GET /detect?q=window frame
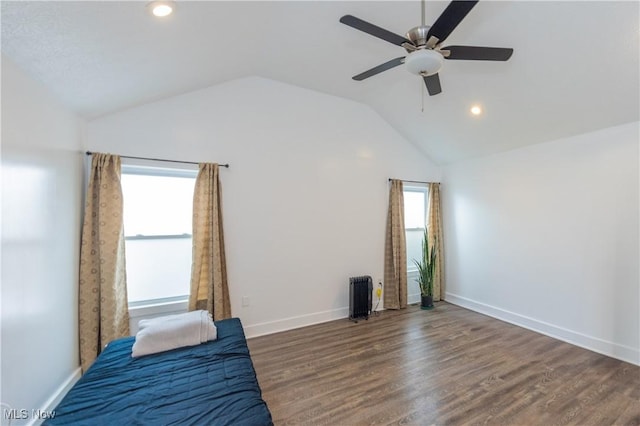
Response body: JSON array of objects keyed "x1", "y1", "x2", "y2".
[{"x1": 120, "y1": 162, "x2": 198, "y2": 309}]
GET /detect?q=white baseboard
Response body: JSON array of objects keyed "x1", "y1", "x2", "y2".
[
  {"x1": 244, "y1": 307, "x2": 350, "y2": 339},
  {"x1": 27, "y1": 368, "x2": 82, "y2": 426},
  {"x1": 445, "y1": 292, "x2": 640, "y2": 366}
]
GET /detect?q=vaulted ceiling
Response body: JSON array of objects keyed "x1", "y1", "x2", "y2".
[{"x1": 2, "y1": 1, "x2": 638, "y2": 164}]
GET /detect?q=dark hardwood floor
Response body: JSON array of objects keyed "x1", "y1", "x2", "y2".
[{"x1": 247, "y1": 302, "x2": 640, "y2": 425}]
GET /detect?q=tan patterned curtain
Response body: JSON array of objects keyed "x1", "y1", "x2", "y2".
[
  {"x1": 384, "y1": 179, "x2": 407, "y2": 309},
  {"x1": 427, "y1": 183, "x2": 444, "y2": 301},
  {"x1": 189, "y1": 163, "x2": 231, "y2": 320},
  {"x1": 78, "y1": 153, "x2": 130, "y2": 373}
]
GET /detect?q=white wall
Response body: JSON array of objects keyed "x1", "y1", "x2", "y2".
[
  {"x1": 87, "y1": 76, "x2": 441, "y2": 336},
  {"x1": 443, "y1": 121, "x2": 639, "y2": 364},
  {"x1": 1, "y1": 56, "x2": 84, "y2": 423}
]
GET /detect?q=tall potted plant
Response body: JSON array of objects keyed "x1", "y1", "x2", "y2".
[{"x1": 413, "y1": 228, "x2": 437, "y2": 310}]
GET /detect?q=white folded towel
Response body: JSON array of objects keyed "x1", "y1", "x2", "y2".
[
  {"x1": 132, "y1": 310, "x2": 217, "y2": 358},
  {"x1": 138, "y1": 310, "x2": 216, "y2": 340}
]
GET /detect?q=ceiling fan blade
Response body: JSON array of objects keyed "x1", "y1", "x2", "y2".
[
  {"x1": 340, "y1": 15, "x2": 412, "y2": 47},
  {"x1": 427, "y1": 1, "x2": 479, "y2": 45},
  {"x1": 353, "y1": 57, "x2": 405, "y2": 81},
  {"x1": 423, "y1": 74, "x2": 442, "y2": 96},
  {"x1": 444, "y1": 45, "x2": 514, "y2": 61}
]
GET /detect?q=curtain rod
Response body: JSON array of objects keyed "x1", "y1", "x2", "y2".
[
  {"x1": 388, "y1": 178, "x2": 439, "y2": 185},
  {"x1": 85, "y1": 151, "x2": 229, "y2": 168}
]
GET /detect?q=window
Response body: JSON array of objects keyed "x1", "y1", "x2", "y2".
[
  {"x1": 121, "y1": 165, "x2": 197, "y2": 305},
  {"x1": 404, "y1": 185, "x2": 429, "y2": 271},
  {"x1": 404, "y1": 185, "x2": 429, "y2": 303}
]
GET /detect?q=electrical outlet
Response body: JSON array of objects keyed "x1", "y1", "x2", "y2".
[
  {"x1": 241, "y1": 296, "x2": 250, "y2": 307},
  {"x1": 375, "y1": 279, "x2": 383, "y2": 300}
]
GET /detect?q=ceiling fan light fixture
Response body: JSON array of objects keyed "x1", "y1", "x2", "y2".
[
  {"x1": 147, "y1": 0, "x2": 175, "y2": 17},
  {"x1": 405, "y1": 49, "x2": 443, "y2": 76}
]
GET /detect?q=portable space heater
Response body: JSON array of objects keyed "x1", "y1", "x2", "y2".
[{"x1": 349, "y1": 276, "x2": 372, "y2": 322}]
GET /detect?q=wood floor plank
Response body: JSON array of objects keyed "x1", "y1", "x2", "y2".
[{"x1": 247, "y1": 303, "x2": 640, "y2": 425}]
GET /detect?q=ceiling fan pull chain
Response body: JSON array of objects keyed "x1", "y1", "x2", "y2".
[{"x1": 421, "y1": 79, "x2": 425, "y2": 112}]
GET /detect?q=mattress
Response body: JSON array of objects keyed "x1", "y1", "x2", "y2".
[{"x1": 46, "y1": 318, "x2": 272, "y2": 426}]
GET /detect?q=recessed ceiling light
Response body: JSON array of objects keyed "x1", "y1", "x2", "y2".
[
  {"x1": 470, "y1": 105, "x2": 483, "y2": 116},
  {"x1": 147, "y1": 1, "x2": 175, "y2": 18}
]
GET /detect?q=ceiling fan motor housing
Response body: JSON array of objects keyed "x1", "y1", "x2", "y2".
[{"x1": 406, "y1": 25, "x2": 431, "y2": 47}]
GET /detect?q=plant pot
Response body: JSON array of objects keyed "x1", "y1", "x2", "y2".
[{"x1": 420, "y1": 295, "x2": 434, "y2": 310}]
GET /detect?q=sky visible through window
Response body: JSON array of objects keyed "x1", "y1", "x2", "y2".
[
  {"x1": 121, "y1": 173, "x2": 195, "y2": 236},
  {"x1": 404, "y1": 190, "x2": 426, "y2": 229}
]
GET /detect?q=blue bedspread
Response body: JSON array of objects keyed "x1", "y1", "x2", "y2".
[{"x1": 46, "y1": 318, "x2": 272, "y2": 425}]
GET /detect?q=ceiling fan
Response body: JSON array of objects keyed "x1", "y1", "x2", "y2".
[{"x1": 340, "y1": 0, "x2": 513, "y2": 95}]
